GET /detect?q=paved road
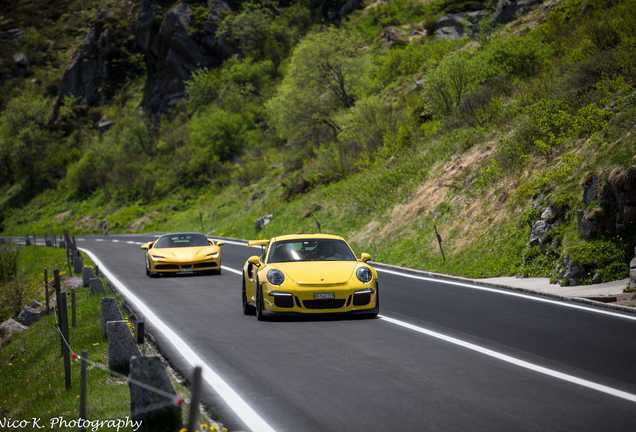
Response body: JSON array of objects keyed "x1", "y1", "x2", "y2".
[{"x1": 77, "y1": 234, "x2": 636, "y2": 432}]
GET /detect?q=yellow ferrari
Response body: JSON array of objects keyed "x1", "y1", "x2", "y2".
[
  {"x1": 242, "y1": 234, "x2": 378, "y2": 320},
  {"x1": 141, "y1": 232, "x2": 224, "y2": 277}
]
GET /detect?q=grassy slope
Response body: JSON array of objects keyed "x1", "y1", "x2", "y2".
[
  {"x1": 0, "y1": 245, "x2": 216, "y2": 429},
  {"x1": 1, "y1": 0, "x2": 635, "y2": 284}
]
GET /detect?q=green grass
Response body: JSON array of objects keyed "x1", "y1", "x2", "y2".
[{"x1": 0, "y1": 246, "x2": 215, "y2": 430}]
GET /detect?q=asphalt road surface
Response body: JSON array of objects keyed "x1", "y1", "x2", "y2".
[{"x1": 76, "y1": 233, "x2": 636, "y2": 432}]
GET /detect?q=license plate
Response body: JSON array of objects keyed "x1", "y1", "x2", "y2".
[
  {"x1": 180, "y1": 268, "x2": 193, "y2": 273},
  {"x1": 314, "y1": 292, "x2": 335, "y2": 300}
]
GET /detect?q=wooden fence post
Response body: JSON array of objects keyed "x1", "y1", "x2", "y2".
[
  {"x1": 71, "y1": 287, "x2": 77, "y2": 328},
  {"x1": 54, "y1": 269, "x2": 63, "y2": 357},
  {"x1": 59, "y1": 291, "x2": 72, "y2": 389},
  {"x1": 79, "y1": 350, "x2": 88, "y2": 432},
  {"x1": 44, "y1": 268, "x2": 49, "y2": 314},
  {"x1": 186, "y1": 366, "x2": 202, "y2": 432}
]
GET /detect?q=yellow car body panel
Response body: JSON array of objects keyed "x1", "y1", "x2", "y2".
[
  {"x1": 242, "y1": 234, "x2": 379, "y2": 317},
  {"x1": 142, "y1": 233, "x2": 223, "y2": 276}
]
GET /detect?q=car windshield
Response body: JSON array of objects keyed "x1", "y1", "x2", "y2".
[
  {"x1": 267, "y1": 239, "x2": 356, "y2": 263},
  {"x1": 155, "y1": 234, "x2": 209, "y2": 248}
]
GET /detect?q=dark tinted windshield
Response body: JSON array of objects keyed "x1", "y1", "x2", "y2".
[
  {"x1": 268, "y1": 239, "x2": 356, "y2": 263},
  {"x1": 155, "y1": 234, "x2": 209, "y2": 248}
]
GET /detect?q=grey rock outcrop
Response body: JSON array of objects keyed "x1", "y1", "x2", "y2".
[
  {"x1": 13, "y1": 53, "x2": 30, "y2": 68},
  {"x1": 583, "y1": 173, "x2": 600, "y2": 206},
  {"x1": 599, "y1": 167, "x2": 636, "y2": 233},
  {"x1": 0, "y1": 318, "x2": 28, "y2": 335},
  {"x1": 107, "y1": 320, "x2": 141, "y2": 374},
  {"x1": 435, "y1": 11, "x2": 485, "y2": 40},
  {"x1": 129, "y1": 356, "x2": 182, "y2": 432},
  {"x1": 576, "y1": 210, "x2": 597, "y2": 239},
  {"x1": 494, "y1": 0, "x2": 543, "y2": 25},
  {"x1": 529, "y1": 220, "x2": 550, "y2": 247},
  {"x1": 255, "y1": 214, "x2": 273, "y2": 234},
  {"x1": 74, "y1": 255, "x2": 84, "y2": 275},
  {"x1": 630, "y1": 257, "x2": 636, "y2": 288},
  {"x1": 592, "y1": 273, "x2": 602, "y2": 284}
]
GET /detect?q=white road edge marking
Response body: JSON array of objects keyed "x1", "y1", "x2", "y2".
[
  {"x1": 79, "y1": 248, "x2": 277, "y2": 432},
  {"x1": 375, "y1": 268, "x2": 636, "y2": 322},
  {"x1": 379, "y1": 314, "x2": 636, "y2": 404}
]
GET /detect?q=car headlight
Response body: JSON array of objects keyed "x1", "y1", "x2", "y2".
[
  {"x1": 151, "y1": 255, "x2": 164, "y2": 262},
  {"x1": 267, "y1": 269, "x2": 285, "y2": 285},
  {"x1": 356, "y1": 266, "x2": 373, "y2": 283},
  {"x1": 207, "y1": 252, "x2": 219, "y2": 259}
]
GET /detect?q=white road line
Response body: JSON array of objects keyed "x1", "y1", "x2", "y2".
[
  {"x1": 222, "y1": 266, "x2": 243, "y2": 275},
  {"x1": 375, "y1": 268, "x2": 636, "y2": 322},
  {"x1": 80, "y1": 248, "x2": 277, "y2": 432},
  {"x1": 126, "y1": 241, "x2": 136, "y2": 244},
  {"x1": 379, "y1": 315, "x2": 636, "y2": 404},
  {"x1": 112, "y1": 239, "x2": 120, "y2": 242},
  {"x1": 95, "y1": 239, "x2": 105, "y2": 242}
]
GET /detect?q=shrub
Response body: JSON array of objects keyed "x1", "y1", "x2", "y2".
[{"x1": 480, "y1": 34, "x2": 552, "y2": 79}]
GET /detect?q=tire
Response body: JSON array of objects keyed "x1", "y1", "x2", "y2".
[
  {"x1": 242, "y1": 277, "x2": 255, "y2": 315},
  {"x1": 366, "y1": 284, "x2": 379, "y2": 318},
  {"x1": 255, "y1": 284, "x2": 267, "y2": 321}
]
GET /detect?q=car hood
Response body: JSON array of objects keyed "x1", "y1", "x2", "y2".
[
  {"x1": 151, "y1": 247, "x2": 217, "y2": 261},
  {"x1": 276, "y1": 262, "x2": 358, "y2": 285}
]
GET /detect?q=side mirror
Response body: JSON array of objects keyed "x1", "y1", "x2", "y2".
[
  {"x1": 217, "y1": 241, "x2": 225, "y2": 246},
  {"x1": 141, "y1": 244, "x2": 149, "y2": 250},
  {"x1": 360, "y1": 253, "x2": 372, "y2": 262},
  {"x1": 248, "y1": 255, "x2": 261, "y2": 266}
]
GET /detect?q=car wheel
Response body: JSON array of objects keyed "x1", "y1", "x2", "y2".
[
  {"x1": 242, "y1": 277, "x2": 255, "y2": 315},
  {"x1": 255, "y1": 284, "x2": 267, "y2": 321},
  {"x1": 367, "y1": 285, "x2": 379, "y2": 318}
]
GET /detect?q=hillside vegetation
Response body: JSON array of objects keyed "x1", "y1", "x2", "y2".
[{"x1": 1, "y1": 0, "x2": 635, "y2": 285}]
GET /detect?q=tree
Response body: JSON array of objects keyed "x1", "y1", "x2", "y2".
[
  {"x1": 0, "y1": 94, "x2": 58, "y2": 185},
  {"x1": 267, "y1": 27, "x2": 371, "y2": 143}
]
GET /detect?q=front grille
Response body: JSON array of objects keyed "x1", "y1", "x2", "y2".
[
  {"x1": 194, "y1": 262, "x2": 217, "y2": 269},
  {"x1": 303, "y1": 299, "x2": 346, "y2": 310},
  {"x1": 156, "y1": 264, "x2": 179, "y2": 270},
  {"x1": 274, "y1": 295, "x2": 294, "y2": 308},
  {"x1": 353, "y1": 292, "x2": 371, "y2": 306}
]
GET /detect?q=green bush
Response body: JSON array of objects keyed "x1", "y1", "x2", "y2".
[{"x1": 480, "y1": 34, "x2": 552, "y2": 79}]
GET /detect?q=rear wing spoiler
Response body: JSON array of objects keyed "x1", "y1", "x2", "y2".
[{"x1": 248, "y1": 239, "x2": 269, "y2": 247}]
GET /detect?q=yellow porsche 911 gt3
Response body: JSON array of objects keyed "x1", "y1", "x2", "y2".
[
  {"x1": 242, "y1": 234, "x2": 378, "y2": 320},
  {"x1": 141, "y1": 233, "x2": 224, "y2": 277}
]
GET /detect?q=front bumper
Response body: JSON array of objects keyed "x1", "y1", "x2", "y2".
[
  {"x1": 151, "y1": 259, "x2": 221, "y2": 273},
  {"x1": 262, "y1": 282, "x2": 378, "y2": 315}
]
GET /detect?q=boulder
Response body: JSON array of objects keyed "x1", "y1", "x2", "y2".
[
  {"x1": 74, "y1": 255, "x2": 84, "y2": 275},
  {"x1": 630, "y1": 257, "x2": 636, "y2": 288},
  {"x1": 0, "y1": 318, "x2": 28, "y2": 335},
  {"x1": 208, "y1": 0, "x2": 232, "y2": 21},
  {"x1": 493, "y1": 0, "x2": 542, "y2": 25},
  {"x1": 13, "y1": 53, "x2": 30, "y2": 68},
  {"x1": 129, "y1": 356, "x2": 182, "y2": 432},
  {"x1": 592, "y1": 273, "x2": 602, "y2": 284},
  {"x1": 107, "y1": 320, "x2": 141, "y2": 374},
  {"x1": 541, "y1": 205, "x2": 557, "y2": 221},
  {"x1": 97, "y1": 120, "x2": 115, "y2": 135},
  {"x1": 17, "y1": 306, "x2": 42, "y2": 326},
  {"x1": 529, "y1": 220, "x2": 550, "y2": 247},
  {"x1": 255, "y1": 214, "x2": 273, "y2": 234},
  {"x1": 576, "y1": 210, "x2": 597, "y2": 239},
  {"x1": 30, "y1": 300, "x2": 43, "y2": 308}
]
